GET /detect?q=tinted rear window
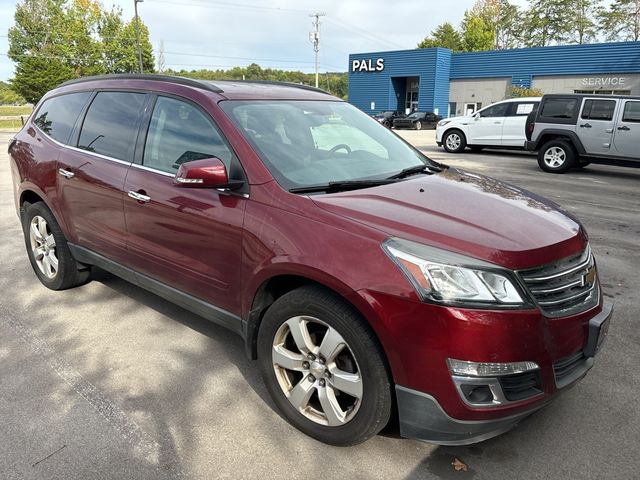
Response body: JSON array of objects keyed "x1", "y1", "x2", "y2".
[
  {"x1": 540, "y1": 98, "x2": 578, "y2": 119},
  {"x1": 622, "y1": 101, "x2": 640, "y2": 123},
  {"x1": 33, "y1": 92, "x2": 91, "y2": 144},
  {"x1": 581, "y1": 99, "x2": 616, "y2": 121},
  {"x1": 78, "y1": 91, "x2": 146, "y2": 162}
]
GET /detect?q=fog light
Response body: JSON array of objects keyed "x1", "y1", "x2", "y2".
[
  {"x1": 448, "y1": 359, "x2": 539, "y2": 377},
  {"x1": 460, "y1": 384, "x2": 493, "y2": 404}
]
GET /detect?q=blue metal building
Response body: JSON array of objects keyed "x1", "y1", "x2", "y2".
[{"x1": 348, "y1": 41, "x2": 640, "y2": 117}]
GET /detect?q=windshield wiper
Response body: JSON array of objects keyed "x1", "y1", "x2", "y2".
[
  {"x1": 289, "y1": 179, "x2": 397, "y2": 194},
  {"x1": 387, "y1": 164, "x2": 441, "y2": 179}
]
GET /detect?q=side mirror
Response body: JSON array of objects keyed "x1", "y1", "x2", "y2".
[
  {"x1": 174, "y1": 157, "x2": 242, "y2": 189},
  {"x1": 473, "y1": 112, "x2": 481, "y2": 120}
]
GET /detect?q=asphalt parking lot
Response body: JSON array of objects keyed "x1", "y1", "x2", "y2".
[{"x1": 1, "y1": 129, "x2": 638, "y2": 480}]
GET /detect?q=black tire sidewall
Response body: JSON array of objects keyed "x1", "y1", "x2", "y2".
[
  {"x1": 22, "y1": 202, "x2": 87, "y2": 290},
  {"x1": 443, "y1": 129, "x2": 466, "y2": 153},
  {"x1": 257, "y1": 286, "x2": 392, "y2": 446},
  {"x1": 537, "y1": 140, "x2": 576, "y2": 173}
]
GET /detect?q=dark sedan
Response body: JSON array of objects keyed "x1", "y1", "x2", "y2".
[
  {"x1": 393, "y1": 111, "x2": 441, "y2": 130},
  {"x1": 372, "y1": 111, "x2": 406, "y2": 128}
]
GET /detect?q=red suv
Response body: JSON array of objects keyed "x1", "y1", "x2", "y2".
[{"x1": 9, "y1": 75, "x2": 612, "y2": 446}]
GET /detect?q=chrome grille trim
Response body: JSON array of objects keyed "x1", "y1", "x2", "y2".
[{"x1": 518, "y1": 246, "x2": 599, "y2": 317}]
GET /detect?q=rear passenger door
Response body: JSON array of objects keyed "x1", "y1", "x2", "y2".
[
  {"x1": 123, "y1": 95, "x2": 247, "y2": 315},
  {"x1": 57, "y1": 90, "x2": 148, "y2": 262},
  {"x1": 576, "y1": 98, "x2": 618, "y2": 156},
  {"x1": 613, "y1": 99, "x2": 640, "y2": 160},
  {"x1": 501, "y1": 101, "x2": 538, "y2": 147}
]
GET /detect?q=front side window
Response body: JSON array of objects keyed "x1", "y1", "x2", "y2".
[
  {"x1": 33, "y1": 92, "x2": 91, "y2": 144},
  {"x1": 479, "y1": 103, "x2": 509, "y2": 118},
  {"x1": 143, "y1": 96, "x2": 235, "y2": 174},
  {"x1": 622, "y1": 101, "x2": 640, "y2": 123},
  {"x1": 220, "y1": 100, "x2": 434, "y2": 191},
  {"x1": 78, "y1": 91, "x2": 146, "y2": 162},
  {"x1": 581, "y1": 100, "x2": 616, "y2": 121}
]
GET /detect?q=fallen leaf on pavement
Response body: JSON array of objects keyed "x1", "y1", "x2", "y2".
[{"x1": 452, "y1": 457, "x2": 468, "y2": 472}]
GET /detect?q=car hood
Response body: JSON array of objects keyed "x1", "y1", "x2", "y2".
[
  {"x1": 311, "y1": 168, "x2": 586, "y2": 270},
  {"x1": 443, "y1": 115, "x2": 473, "y2": 124}
]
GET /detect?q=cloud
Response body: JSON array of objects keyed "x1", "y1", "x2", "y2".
[{"x1": 1, "y1": 0, "x2": 478, "y2": 80}]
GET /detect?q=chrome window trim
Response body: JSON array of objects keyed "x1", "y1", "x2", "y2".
[
  {"x1": 130, "y1": 163, "x2": 175, "y2": 178},
  {"x1": 34, "y1": 123, "x2": 133, "y2": 166}
]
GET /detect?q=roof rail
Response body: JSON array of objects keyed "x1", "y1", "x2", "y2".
[
  {"x1": 59, "y1": 74, "x2": 224, "y2": 93},
  {"x1": 219, "y1": 80, "x2": 329, "y2": 94}
]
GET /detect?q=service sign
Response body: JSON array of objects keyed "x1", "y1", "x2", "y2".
[{"x1": 352, "y1": 58, "x2": 385, "y2": 72}]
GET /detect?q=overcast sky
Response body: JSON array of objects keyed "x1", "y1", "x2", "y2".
[{"x1": 0, "y1": 0, "x2": 530, "y2": 82}]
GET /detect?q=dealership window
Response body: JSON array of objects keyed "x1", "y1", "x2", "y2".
[
  {"x1": 574, "y1": 89, "x2": 630, "y2": 95},
  {"x1": 581, "y1": 99, "x2": 616, "y2": 121},
  {"x1": 622, "y1": 101, "x2": 640, "y2": 123}
]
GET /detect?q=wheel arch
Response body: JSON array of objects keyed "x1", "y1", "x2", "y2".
[{"x1": 535, "y1": 130, "x2": 585, "y2": 154}]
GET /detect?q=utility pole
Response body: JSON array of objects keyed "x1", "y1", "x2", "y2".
[
  {"x1": 134, "y1": 0, "x2": 144, "y2": 73},
  {"x1": 309, "y1": 12, "x2": 325, "y2": 88}
]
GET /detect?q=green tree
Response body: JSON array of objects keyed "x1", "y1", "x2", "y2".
[
  {"x1": 568, "y1": 0, "x2": 600, "y2": 44},
  {"x1": 599, "y1": 0, "x2": 640, "y2": 41},
  {"x1": 507, "y1": 85, "x2": 544, "y2": 97},
  {"x1": 461, "y1": 11, "x2": 496, "y2": 51},
  {"x1": 417, "y1": 22, "x2": 463, "y2": 50},
  {"x1": 472, "y1": 0, "x2": 523, "y2": 49},
  {"x1": 522, "y1": 0, "x2": 574, "y2": 46},
  {"x1": 0, "y1": 81, "x2": 27, "y2": 105},
  {"x1": 8, "y1": 0, "x2": 154, "y2": 103}
]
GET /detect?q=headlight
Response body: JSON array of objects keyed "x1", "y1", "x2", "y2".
[
  {"x1": 437, "y1": 120, "x2": 451, "y2": 127},
  {"x1": 383, "y1": 238, "x2": 526, "y2": 306}
]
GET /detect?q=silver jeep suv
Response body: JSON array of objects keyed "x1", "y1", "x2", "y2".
[{"x1": 525, "y1": 94, "x2": 640, "y2": 173}]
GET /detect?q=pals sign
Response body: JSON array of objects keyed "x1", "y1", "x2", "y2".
[{"x1": 352, "y1": 58, "x2": 385, "y2": 72}]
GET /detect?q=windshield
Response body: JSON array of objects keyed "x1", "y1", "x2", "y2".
[{"x1": 220, "y1": 100, "x2": 437, "y2": 191}]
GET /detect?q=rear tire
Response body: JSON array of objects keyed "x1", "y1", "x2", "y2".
[
  {"x1": 257, "y1": 285, "x2": 392, "y2": 446},
  {"x1": 538, "y1": 139, "x2": 576, "y2": 173},
  {"x1": 443, "y1": 129, "x2": 467, "y2": 153},
  {"x1": 22, "y1": 202, "x2": 90, "y2": 290}
]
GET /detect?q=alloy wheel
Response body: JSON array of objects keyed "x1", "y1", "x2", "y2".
[
  {"x1": 272, "y1": 316, "x2": 363, "y2": 427},
  {"x1": 29, "y1": 215, "x2": 58, "y2": 278},
  {"x1": 543, "y1": 146, "x2": 567, "y2": 168},
  {"x1": 446, "y1": 133, "x2": 461, "y2": 150}
]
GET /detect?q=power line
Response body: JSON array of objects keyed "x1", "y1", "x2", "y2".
[{"x1": 324, "y1": 17, "x2": 406, "y2": 50}]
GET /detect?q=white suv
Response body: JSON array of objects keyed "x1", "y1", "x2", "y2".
[{"x1": 436, "y1": 97, "x2": 540, "y2": 153}]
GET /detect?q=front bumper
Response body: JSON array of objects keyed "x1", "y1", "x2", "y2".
[{"x1": 393, "y1": 302, "x2": 612, "y2": 444}]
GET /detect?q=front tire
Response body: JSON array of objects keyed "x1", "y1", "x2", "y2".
[
  {"x1": 22, "y1": 202, "x2": 90, "y2": 290},
  {"x1": 538, "y1": 140, "x2": 576, "y2": 173},
  {"x1": 257, "y1": 285, "x2": 392, "y2": 446},
  {"x1": 415, "y1": 121, "x2": 422, "y2": 130},
  {"x1": 443, "y1": 129, "x2": 467, "y2": 153}
]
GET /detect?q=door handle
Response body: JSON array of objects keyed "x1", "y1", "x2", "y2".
[
  {"x1": 127, "y1": 191, "x2": 151, "y2": 203},
  {"x1": 493, "y1": 121, "x2": 502, "y2": 124},
  {"x1": 617, "y1": 125, "x2": 630, "y2": 131},
  {"x1": 579, "y1": 123, "x2": 592, "y2": 128},
  {"x1": 58, "y1": 168, "x2": 75, "y2": 179}
]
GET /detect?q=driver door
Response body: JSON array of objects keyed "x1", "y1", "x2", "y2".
[{"x1": 123, "y1": 95, "x2": 247, "y2": 315}]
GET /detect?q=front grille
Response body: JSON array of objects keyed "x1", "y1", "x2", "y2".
[
  {"x1": 554, "y1": 351, "x2": 588, "y2": 388},
  {"x1": 498, "y1": 371, "x2": 543, "y2": 401},
  {"x1": 518, "y1": 247, "x2": 599, "y2": 317}
]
